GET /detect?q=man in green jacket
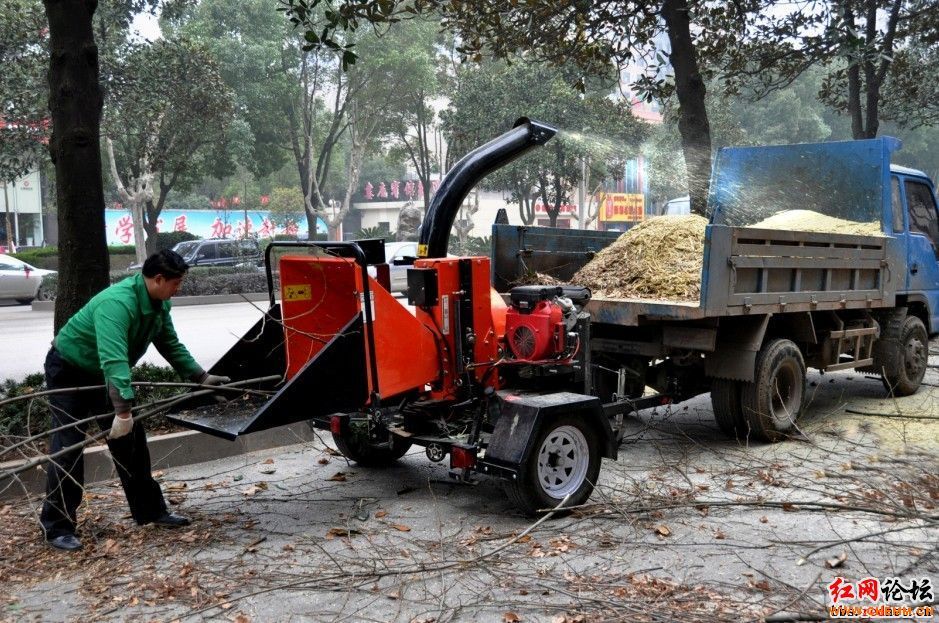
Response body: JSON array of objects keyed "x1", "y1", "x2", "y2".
[{"x1": 41, "y1": 250, "x2": 229, "y2": 551}]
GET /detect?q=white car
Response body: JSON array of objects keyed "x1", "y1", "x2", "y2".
[
  {"x1": 366, "y1": 241, "x2": 419, "y2": 295},
  {"x1": 0, "y1": 254, "x2": 56, "y2": 304}
]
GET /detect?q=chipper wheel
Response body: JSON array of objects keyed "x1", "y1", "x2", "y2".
[
  {"x1": 332, "y1": 431, "x2": 412, "y2": 467},
  {"x1": 504, "y1": 415, "x2": 601, "y2": 516},
  {"x1": 740, "y1": 339, "x2": 806, "y2": 442},
  {"x1": 879, "y1": 315, "x2": 928, "y2": 397},
  {"x1": 710, "y1": 378, "x2": 747, "y2": 439}
]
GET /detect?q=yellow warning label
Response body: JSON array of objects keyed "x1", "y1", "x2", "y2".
[
  {"x1": 284, "y1": 284, "x2": 312, "y2": 301},
  {"x1": 417, "y1": 244, "x2": 428, "y2": 257}
]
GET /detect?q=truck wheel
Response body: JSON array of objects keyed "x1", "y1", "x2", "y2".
[
  {"x1": 710, "y1": 378, "x2": 746, "y2": 438},
  {"x1": 881, "y1": 315, "x2": 928, "y2": 397},
  {"x1": 332, "y1": 432, "x2": 412, "y2": 467},
  {"x1": 504, "y1": 415, "x2": 601, "y2": 516},
  {"x1": 740, "y1": 339, "x2": 806, "y2": 442}
]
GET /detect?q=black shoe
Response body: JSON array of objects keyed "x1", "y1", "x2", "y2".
[
  {"x1": 150, "y1": 512, "x2": 191, "y2": 528},
  {"x1": 48, "y1": 534, "x2": 82, "y2": 551}
]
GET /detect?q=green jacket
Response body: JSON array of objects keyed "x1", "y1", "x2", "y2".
[{"x1": 54, "y1": 273, "x2": 203, "y2": 408}]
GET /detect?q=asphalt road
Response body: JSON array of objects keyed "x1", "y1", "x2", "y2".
[
  {"x1": 0, "y1": 300, "x2": 265, "y2": 382},
  {"x1": 3, "y1": 365, "x2": 937, "y2": 622}
]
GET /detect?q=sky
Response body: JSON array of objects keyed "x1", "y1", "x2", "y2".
[{"x1": 131, "y1": 10, "x2": 162, "y2": 41}]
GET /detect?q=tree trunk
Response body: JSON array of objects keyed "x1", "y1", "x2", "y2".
[
  {"x1": 143, "y1": 199, "x2": 159, "y2": 255},
  {"x1": 662, "y1": 0, "x2": 712, "y2": 217},
  {"x1": 517, "y1": 187, "x2": 534, "y2": 225},
  {"x1": 44, "y1": 0, "x2": 109, "y2": 333}
]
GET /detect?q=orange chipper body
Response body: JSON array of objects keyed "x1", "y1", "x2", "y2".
[{"x1": 279, "y1": 254, "x2": 506, "y2": 405}]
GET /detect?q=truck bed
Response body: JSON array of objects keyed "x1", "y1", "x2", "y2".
[{"x1": 492, "y1": 223, "x2": 902, "y2": 327}]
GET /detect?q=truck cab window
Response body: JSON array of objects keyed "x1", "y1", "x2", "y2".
[
  {"x1": 891, "y1": 177, "x2": 904, "y2": 233},
  {"x1": 905, "y1": 180, "x2": 939, "y2": 252}
]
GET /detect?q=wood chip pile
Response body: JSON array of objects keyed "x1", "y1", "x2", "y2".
[
  {"x1": 751, "y1": 210, "x2": 883, "y2": 236},
  {"x1": 572, "y1": 215, "x2": 708, "y2": 302}
]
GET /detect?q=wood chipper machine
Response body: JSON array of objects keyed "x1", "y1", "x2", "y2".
[{"x1": 168, "y1": 118, "x2": 628, "y2": 514}]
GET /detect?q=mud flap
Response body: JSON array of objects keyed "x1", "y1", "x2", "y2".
[{"x1": 480, "y1": 391, "x2": 615, "y2": 476}]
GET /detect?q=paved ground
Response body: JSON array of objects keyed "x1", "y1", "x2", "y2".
[
  {"x1": 0, "y1": 301, "x2": 265, "y2": 382},
  {"x1": 2, "y1": 362, "x2": 937, "y2": 622}
]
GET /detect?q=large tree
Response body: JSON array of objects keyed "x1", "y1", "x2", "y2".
[
  {"x1": 42, "y1": 0, "x2": 110, "y2": 331},
  {"x1": 173, "y1": 0, "x2": 295, "y2": 181},
  {"x1": 442, "y1": 60, "x2": 647, "y2": 227},
  {"x1": 281, "y1": 0, "x2": 716, "y2": 215},
  {"x1": 706, "y1": 0, "x2": 939, "y2": 139},
  {"x1": 0, "y1": 0, "x2": 48, "y2": 251},
  {"x1": 103, "y1": 38, "x2": 235, "y2": 259}
]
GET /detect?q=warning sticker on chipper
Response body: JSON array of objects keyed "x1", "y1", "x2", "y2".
[{"x1": 284, "y1": 284, "x2": 312, "y2": 301}]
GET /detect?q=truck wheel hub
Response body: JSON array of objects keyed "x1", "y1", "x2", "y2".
[{"x1": 537, "y1": 425, "x2": 589, "y2": 498}]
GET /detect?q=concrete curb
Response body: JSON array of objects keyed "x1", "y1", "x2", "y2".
[
  {"x1": 31, "y1": 292, "x2": 271, "y2": 312},
  {"x1": 0, "y1": 422, "x2": 318, "y2": 501}
]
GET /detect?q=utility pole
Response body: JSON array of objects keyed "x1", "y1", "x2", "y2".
[
  {"x1": 577, "y1": 156, "x2": 586, "y2": 230},
  {"x1": 243, "y1": 178, "x2": 249, "y2": 237},
  {"x1": 3, "y1": 181, "x2": 13, "y2": 252}
]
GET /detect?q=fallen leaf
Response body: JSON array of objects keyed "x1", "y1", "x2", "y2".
[
  {"x1": 713, "y1": 529, "x2": 726, "y2": 540},
  {"x1": 825, "y1": 552, "x2": 848, "y2": 569},
  {"x1": 233, "y1": 615, "x2": 250, "y2": 623},
  {"x1": 262, "y1": 458, "x2": 274, "y2": 464},
  {"x1": 282, "y1": 544, "x2": 295, "y2": 552},
  {"x1": 782, "y1": 503, "x2": 796, "y2": 512},
  {"x1": 326, "y1": 472, "x2": 348, "y2": 482},
  {"x1": 375, "y1": 510, "x2": 387, "y2": 519},
  {"x1": 317, "y1": 458, "x2": 330, "y2": 465},
  {"x1": 387, "y1": 591, "x2": 400, "y2": 600},
  {"x1": 759, "y1": 516, "x2": 768, "y2": 523},
  {"x1": 654, "y1": 525, "x2": 671, "y2": 537},
  {"x1": 326, "y1": 527, "x2": 360, "y2": 539},
  {"x1": 503, "y1": 613, "x2": 521, "y2": 623},
  {"x1": 165, "y1": 482, "x2": 188, "y2": 491},
  {"x1": 748, "y1": 579, "x2": 771, "y2": 592},
  {"x1": 391, "y1": 524, "x2": 411, "y2": 532}
]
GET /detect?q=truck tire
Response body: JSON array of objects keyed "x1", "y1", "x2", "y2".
[
  {"x1": 332, "y1": 432, "x2": 412, "y2": 467},
  {"x1": 740, "y1": 339, "x2": 806, "y2": 442},
  {"x1": 504, "y1": 415, "x2": 601, "y2": 516},
  {"x1": 880, "y1": 315, "x2": 928, "y2": 397},
  {"x1": 710, "y1": 378, "x2": 746, "y2": 438}
]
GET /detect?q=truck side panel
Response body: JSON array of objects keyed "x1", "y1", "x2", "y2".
[{"x1": 702, "y1": 225, "x2": 900, "y2": 318}]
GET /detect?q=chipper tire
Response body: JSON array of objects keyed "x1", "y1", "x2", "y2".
[
  {"x1": 879, "y1": 315, "x2": 928, "y2": 397},
  {"x1": 504, "y1": 415, "x2": 601, "y2": 516},
  {"x1": 710, "y1": 378, "x2": 747, "y2": 439},
  {"x1": 332, "y1": 433, "x2": 412, "y2": 467},
  {"x1": 740, "y1": 339, "x2": 806, "y2": 443}
]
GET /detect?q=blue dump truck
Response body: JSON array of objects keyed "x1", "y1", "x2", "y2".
[{"x1": 493, "y1": 136, "x2": 939, "y2": 442}]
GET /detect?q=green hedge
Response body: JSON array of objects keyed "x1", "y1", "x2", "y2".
[
  {"x1": 13, "y1": 246, "x2": 137, "y2": 271},
  {"x1": 0, "y1": 363, "x2": 191, "y2": 442},
  {"x1": 36, "y1": 266, "x2": 272, "y2": 301}
]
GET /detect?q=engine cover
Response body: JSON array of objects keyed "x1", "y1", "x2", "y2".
[{"x1": 505, "y1": 300, "x2": 565, "y2": 361}]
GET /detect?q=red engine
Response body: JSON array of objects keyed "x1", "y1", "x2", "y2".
[{"x1": 505, "y1": 300, "x2": 566, "y2": 361}]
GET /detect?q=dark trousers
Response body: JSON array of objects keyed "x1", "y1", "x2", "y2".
[{"x1": 40, "y1": 348, "x2": 167, "y2": 539}]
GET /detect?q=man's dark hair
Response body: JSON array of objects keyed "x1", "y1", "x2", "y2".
[{"x1": 142, "y1": 249, "x2": 189, "y2": 279}]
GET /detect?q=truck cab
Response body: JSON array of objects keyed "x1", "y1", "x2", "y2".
[{"x1": 889, "y1": 165, "x2": 939, "y2": 333}]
